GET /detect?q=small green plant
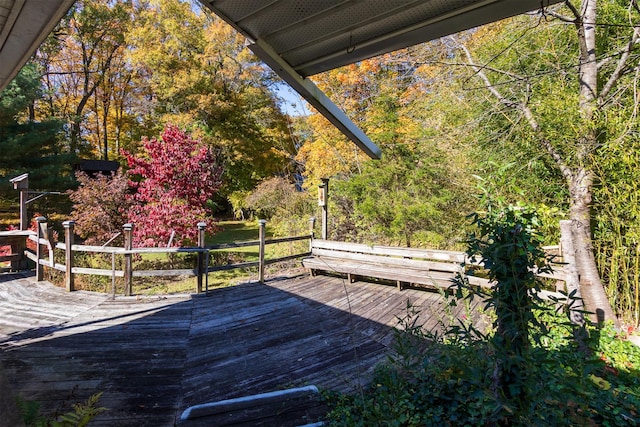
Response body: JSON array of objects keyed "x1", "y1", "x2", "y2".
[
  {"x1": 17, "y1": 392, "x2": 106, "y2": 427},
  {"x1": 459, "y1": 202, "x2": 554, "y2": 421}
]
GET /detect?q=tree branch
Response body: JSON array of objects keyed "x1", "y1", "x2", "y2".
[
  {"x1": 541, "y1": 9, "x2": 575, "y2": 24},
  {"x1": 599, "y1": 22, "x2": 640, "y2": 102},
  {"x1": 416, "y1": 60, "x2": 526, "y2": 81},
  {"x1": 454, "y1": 38, "x2": 574, "y2": 182},
  {"x1": 457, "y1": 42, "x2": 521, "y2": 109},
  {"x1": 564, "y1": 0, "x2": 582, "y2": 22}
]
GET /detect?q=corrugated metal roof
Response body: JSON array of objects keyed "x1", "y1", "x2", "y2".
[{"x1": 201, "y1": 0, "x2": 563, "y2": 77}]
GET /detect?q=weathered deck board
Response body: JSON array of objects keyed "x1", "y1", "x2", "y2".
[{"x1": 0, "y1": 271, "x2": 485, "y2": 426}]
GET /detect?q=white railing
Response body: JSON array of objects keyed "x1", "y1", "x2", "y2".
[{"x1": 26, "y1": 218, "x2": 314, "y2": 297}]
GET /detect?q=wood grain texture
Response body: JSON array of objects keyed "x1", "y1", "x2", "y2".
[
  {"x1": 0, "y1": 270, "x2": 485, "y2": 426},
  {"x1": 303, "y1": 239, "x2": 567, "y2": 296}
]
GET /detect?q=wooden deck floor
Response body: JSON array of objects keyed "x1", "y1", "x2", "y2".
[{"x1": 0, "y1": 271, "x2": 483, "y2": 426}]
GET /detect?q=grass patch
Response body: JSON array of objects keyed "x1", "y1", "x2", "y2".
[{"x1": 209, "y1": 220, "x2": 267, "y2": 245}]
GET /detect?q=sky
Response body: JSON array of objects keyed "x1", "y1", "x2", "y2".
[{"x1": 274, "y1": 84, "x2": 310, "y2": 117}]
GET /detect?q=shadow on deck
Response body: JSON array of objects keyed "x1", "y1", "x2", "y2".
[{"x1": 0, "y1": 271, "x2": 482, "y2": 426}]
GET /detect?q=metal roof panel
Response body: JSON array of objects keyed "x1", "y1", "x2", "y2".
[{"x1": 203, "y1": 0, "x2": 563, "y2": 77}]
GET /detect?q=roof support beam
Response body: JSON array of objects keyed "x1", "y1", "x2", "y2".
[
  {"x1": 0, "y1": 0, "x2": 76, "y2": 91},
  {"x1": 249, "y1": 39, "x2": 382, "y2": 160}
]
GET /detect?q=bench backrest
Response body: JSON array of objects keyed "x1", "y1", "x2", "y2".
[
  {"x1": 308, "y1": 239, "x2": 566, "y2": 296},
  {"x1": 310, "y1": 239, "x2": 468, "y2": 274}
]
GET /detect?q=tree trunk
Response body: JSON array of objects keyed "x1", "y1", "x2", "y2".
[
  {"x1": 102, "y1": 96, "x2": 109, "y2": 161},
  {"x1": 571, "y1": 0, "x2": 619, "y2": 326},
  {"x1": 71, "y1": 119, "x2": 82, "y2": 154},
  {"x1": 568, "y1": 167, "x2": 618, "y2": 325},
  {"x1": 456, "y1": 0, "x2": 622, "y2": 326}
]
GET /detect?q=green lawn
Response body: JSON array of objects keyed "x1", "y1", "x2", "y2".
[{"x1": 208, "y1": 220, "x2": 268, "y2": 245}]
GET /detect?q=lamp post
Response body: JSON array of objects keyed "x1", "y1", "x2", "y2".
[
  {"x1": 10, "y1": 173, "x2": 63, "y2": 230},
  {"x1": 9, "y1": 174, "x2": 29, "y2": 230}
]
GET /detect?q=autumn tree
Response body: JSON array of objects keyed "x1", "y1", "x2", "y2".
[
  {"x1": 122, "y1": 124, "x2": 223, "y2": 247},
  {"x1": 68, "y1": 170, "x2": 131, "y2": 245},
  {"x1": 126, "y1": 0, "x2": 296, "y2": 196},
  {"x1": 297, "y1": 58, "x2": 388, "y2": 186},
  {"x1": 297, "y1": 52, "x2": 475, "y2": 247},
  {"x1": 30, "y1": 0, "x2": 297, "y2": 215},
  {"x1": 38, "y1": 0, "x2": 133, "y2": 157}
]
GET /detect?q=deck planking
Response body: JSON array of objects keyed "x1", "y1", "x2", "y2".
[{"x1": 0, "y1": 270, "x2": 485, "y2": 426}]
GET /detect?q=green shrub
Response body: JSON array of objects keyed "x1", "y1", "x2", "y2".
[
  {"x1": 326, "y1": 305, "x2": 640, "y2": 426},
  {"x1": 326, "y1": 204, "x2": 640, "y2": 426}
]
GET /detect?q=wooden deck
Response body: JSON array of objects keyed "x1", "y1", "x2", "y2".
[{"x1": 0, "y1": 271, "x2": 484, "y2": 426}]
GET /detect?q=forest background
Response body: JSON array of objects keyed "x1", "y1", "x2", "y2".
[{"x1": 0, "y1": 0, "x2": 639, "y2": 325}]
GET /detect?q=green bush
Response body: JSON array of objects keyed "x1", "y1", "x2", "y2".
[
  {"x1": 325, "y1": 204, "x2": 640, "y2": 426},
  {"x1": 326, "y1": 305, "x2": 640, "y2": 426}
]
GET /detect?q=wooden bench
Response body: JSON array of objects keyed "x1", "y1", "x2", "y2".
[{"x1": 302, "y1": 239, "x2": 490, "y2": 291}]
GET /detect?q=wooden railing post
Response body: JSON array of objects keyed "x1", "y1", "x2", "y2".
[
  {"x1": 35, "y1": 216, "x2": 47, "y2": 281},
  {"x1": 319, "y1": 178, "x2": 329, "y2": 240},
  {"x1": 46, "y1": 226, "x2": 55, "y2": 268},
  {"x1": 309, "y1": 217, "x2": 316, "y2": 239},
  {"x1": 62, "y1": 220, "x2": 75, "y2": 292},
  {"x1": 197, "y1": 221, "x2": 207, "y2": 294},
  {"x1": 258, "y1": 219, "x2": 267, "y2": 284},
  {"x1": 19, "y1": 188, "x2": 28, "y2": 231},
  {"x1": 123, "y1": 223, "x2": 133, "y2": 296},
  {"x1": 309, "y1": 217, "x2": 316, "y2": 251}
]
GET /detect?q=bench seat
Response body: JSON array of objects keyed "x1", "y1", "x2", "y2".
[{"x1": 302, "y1": 240, "x2": 490, "y2": 290}]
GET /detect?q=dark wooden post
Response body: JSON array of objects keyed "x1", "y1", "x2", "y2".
[
  {"x1": 63, "y1": 220, "x2": 75, "y2": 292},
  {"x1": 19, "y1": 189, "x2": 28, "y2": 231},
  {"x1": 35, "y1": 216, "x2": 47, "y2": 281},
  {"x1": 197, "y1": 221, "x2": 207, "y2": 294},
  {"x1": 7, "y1": 236, "x2": 27, "y2": 271},
  {"x1": 258, "y1": 219, "x2": 267, "y2": 284},
  {"x1": 10, "y1": 174, "x2": 29, "y2": 231},
  {"x1": 123, "y1": 223, "x2": 133, "y2": 296},
  {"x1": 319, "y1": 178, "x2": 329, "y2": 240},
  {"x1": 309, "y1": 217, "x2": 316, "y2": 238}
]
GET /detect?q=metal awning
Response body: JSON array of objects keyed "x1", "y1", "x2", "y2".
[
  {"x1": 0, "y1": 0, "x2": 75, "y2": 89},
  {"x1": 1, "y1": 0, "x2": 563, "y2": 159}
]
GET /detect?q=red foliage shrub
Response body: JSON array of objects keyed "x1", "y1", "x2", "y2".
[
  {"x1": 68, "y1": 171, "x2": 131, "y2": 246},
  {"x1": 122, "y1": 124, "x2": 223, "y2": 247}
]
